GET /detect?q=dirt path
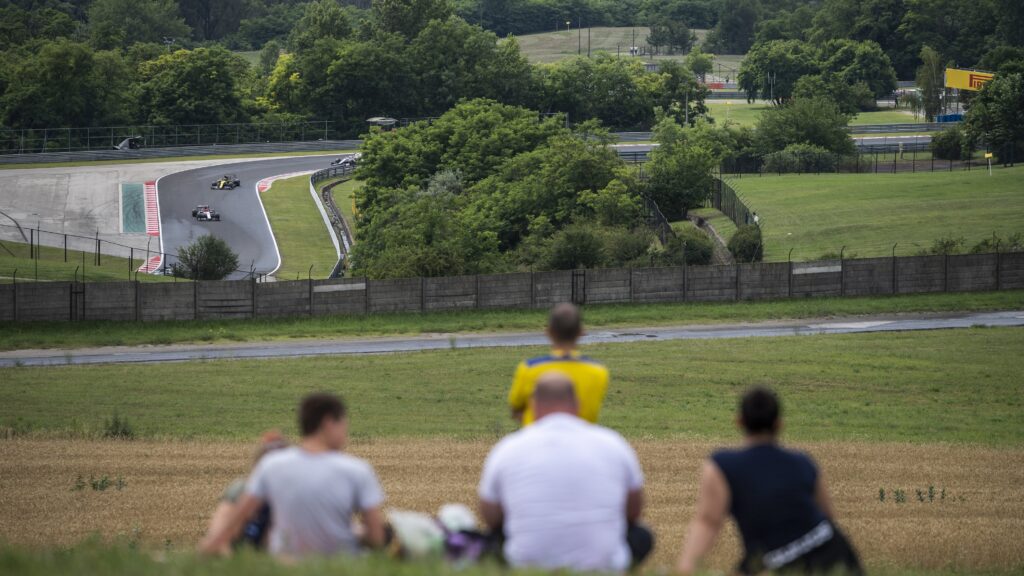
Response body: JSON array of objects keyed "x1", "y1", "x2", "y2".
[{"x1": 688, "y1": 214, "x2": 734, "y2": 265}]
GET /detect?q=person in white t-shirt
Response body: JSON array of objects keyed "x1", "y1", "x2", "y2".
[
  {"x1": 199, "y1": 393, "x2": 387, "y2": 558},
  {"x1": 478, "y1": 371, "x2": 652, "y2": 572}
]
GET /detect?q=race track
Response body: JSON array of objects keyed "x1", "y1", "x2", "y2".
[{"x1": 157, "y1": 155, "x2": 343, "y2": 278}]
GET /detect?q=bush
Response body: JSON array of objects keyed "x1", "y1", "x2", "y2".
[
  {"x1": 970, "y1": 232, "x2": 1023, "y2": 253},
  {"x1": 170, "y1": 234, "x2": 240, "y2": 280},
  {"x1": 674, "y1": 226, "x2": 714, "y2": 265},
  {"x1": 541, "y1": 225, "x2": 606, "y2": 270},
  {"x1": 103, "y1": 412, "x2": 134, "y2": 440},
  {"x1": 763, "y1": 143, "x2": 837, "y2": 174},
  {"x1": 728, "y1": 224, "x2": 763, "y2": 262},
  {"x1": 603, "y1": 227, "x2": 654, "y2": 266},
  {"x1": 931, "y1": 126, "x2": 967, "y2": 160},
  {"x1": 916, "y1": 236, "x2": 965, "y2": 256}
]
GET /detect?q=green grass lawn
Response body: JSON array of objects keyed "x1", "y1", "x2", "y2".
[
  {"x1": 850, "y1": 109, "x2": 924, "y2": 125},
  {"x1": 0, "y1": 149, "x2": 357, "y2": 171},
  {"x1": 2, "y1": 326, "x2": 1021, "y2": 444},
  {"x1": 322, "y1": 177, "x2": 362, "y2": 235},
  {"x1": 689, "y1": 207, "x2": 738, "y2": 242},
  {"x1": 261, "y1": 175, "x2": 338, "y2": 281},
  {"x1": 0, "y1": 242, "x2": 172, "y2": 284},
  {"x1": 728, "y1": 166, "x2": 1024, "y2": 261},
  {"x1": 0, "y1": 290, "x2": 1021, "y2": 351},
  {"x1": 705, "y1": 101, "x2": 768, "y2": 127}
]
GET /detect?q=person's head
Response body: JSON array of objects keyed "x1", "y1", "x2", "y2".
[
  {"x1": 530, "y1": 370, "x2": 579, "y2": 421},
  {"x1": 738, "y1": 387, "x2": 782, "y2": 438},
  {"x1": 299, "y1": 392, "x2": 348, "y2": 449},
  {"x1": 546, "y1": 303, "x2": 583, "y2": 347}
]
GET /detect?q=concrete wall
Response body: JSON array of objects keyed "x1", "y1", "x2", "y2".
[
  {"x1": 5, "y1": 251, "x2": 1022, "y2": 322},
  {"x1": 83, "y1": 282, "x2": 137, "y2": 321}
]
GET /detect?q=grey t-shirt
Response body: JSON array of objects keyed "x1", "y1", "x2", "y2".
[{"x1": 245, "y1": 446, "x2": 384, "y2": 557}]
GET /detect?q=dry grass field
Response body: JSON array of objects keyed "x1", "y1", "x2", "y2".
[{"x1": 2, "y1": 438, "x2": 1021, "y2": 573}]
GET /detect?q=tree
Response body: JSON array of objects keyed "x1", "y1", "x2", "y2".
[
  {"x1": 819, "y1": 39, "x2": 898, "y2": 99},
  {"x1": 87, "y1": 0, "x2": 190, "y2": 50},
  {"x1": 171, "y1": 234, "x2": 239, "y2": 280},
  {"x1": 706, "y1": 0, "x2": 760, "y2": 54},
  {"x1": 137, "y1": 47, "x2": 250, "y2": 125},
  {"x1": 178, "y1": 0, "x2": 247, "y2": 41},
  {"x1": 258, "y1": 40, "x2": 281, "y2": 76},
  {"x1": 754, "y1": 97, "x2": 854, "y2": 155},
  {"x1": 289, "y1": 0, "x2": 353, "y2": 53},
  {"x1": 964, "y1": 72, "x2": 1024, "y2": 163},
  {"x1": 648, "y1": 18, "x2": 694, "y2": 54},
  {"x1": 792, "y1": 74, "x2": 874, "y2": 115},
  {"x1": 915, "y1": 45, "x2": 947, "y2": 121},
  {"x1": 738, "y1": 40, "x2": 818, "y2": 104},
  {"x1": 644, "y1": 112, "x2": 717, "y2": 219},
  {"x1": 373, "y1": 0, "x2": 453, "y2": 39},
  {"x1": 685, "y1": 46, "x2": 714, "y2": 82}
]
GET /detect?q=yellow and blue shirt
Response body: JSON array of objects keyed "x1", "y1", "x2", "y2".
[{"x1": 508, "y1": 350, "x2": 610, "y2": 426}]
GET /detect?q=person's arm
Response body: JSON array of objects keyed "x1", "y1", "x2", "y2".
[
  {"x1": 360, "y1": 506, "x2": 387, "y2": 549},
  {"x1": 626, "y1": 488, "x2": 644, "y2": 524},
  {"x1": 198, "y1": 493, "x2": 264, "y2": 555},
  {"x1": 814, "y1": 469, "x2": 836, "y2": 521},
  {"x1": 508, "y1": 363, "x2": 529, "y2": 423},
  {"x1": 479, "y1": 499, "x2": 504, "y2": 531},
  {"x1": 676, "y1": 460, "x2": 730, "y2": 576}
]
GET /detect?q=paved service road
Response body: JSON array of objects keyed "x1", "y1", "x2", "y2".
[
  {"x1": 157, "y1": 155, "x2": 345, "y2": 278},
  {"x1": 1, "y1": 310, "x2": 1020, "y2": 367}
]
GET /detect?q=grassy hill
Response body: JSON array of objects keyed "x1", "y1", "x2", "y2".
[
  {"x1": 728, "y1": 166, "x2": 1024, "y2": 261},
  {"x1": 512, "y1": 26, "x2": 719, "y2": 64}
]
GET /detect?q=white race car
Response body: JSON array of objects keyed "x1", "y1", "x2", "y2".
[{"x1": 192, "y1": 204, "x2": 221, "y2": 222}]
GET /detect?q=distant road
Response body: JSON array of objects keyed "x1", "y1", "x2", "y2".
[{"x1": 1, "y1": 310, "x2": 1020, "y2": 367}]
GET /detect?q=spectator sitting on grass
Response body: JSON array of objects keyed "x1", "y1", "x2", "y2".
[
  {"x1": 201, "y1": 430, "x2": 288, "y2": 554},
  {"x1": 199, "y1": 392, "x2": 387, "y2": 558},
  {"x1": 508, "y1": 303, "x2": 609, "y2": 426},
  {"x1": 480, "y1": 371, "x2": 652, "y2": 572},
  {"x1": 676, "y1": 387, "x2": 863, "y2": 575}
]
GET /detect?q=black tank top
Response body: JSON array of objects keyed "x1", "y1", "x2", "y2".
[{"x1": 711, "y1": 444, "x2": 828, "y2": 561}]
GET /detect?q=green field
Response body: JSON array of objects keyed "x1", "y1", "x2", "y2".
[
  {"x1": 728, "y1": 166, "x2": 1024, "y2": 261},
  {"x1": 850, "y1": 109, "x2": 924, "y2": 125},
  {"x1": 3, "y1": 326, "x2": 1021, "y2": 444},
  {"x1": 706, "y1": 103, "x2": 922, "y2": 128},
  {"x1": 261, "y1": 175, "x2": 339, "y2": 281},
  {"x1": 0, "y1": 242, "x2": 172, "y2": 284},
  {"x1": 328, "y1": 178, "x2": 362, "y2": 234},
  {"x1": 1, "y1": 290, "x2": 1022, "y2": 351}
]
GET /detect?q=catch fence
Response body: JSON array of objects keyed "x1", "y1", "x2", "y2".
[{"x1": 722, "y1": 144, "x2": 1016, "y2": 176}]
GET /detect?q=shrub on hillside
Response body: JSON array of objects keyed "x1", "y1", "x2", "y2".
[
  {"x1": 170, "y1": 234, "x2": 239, "y2": 280},
  {"x1": 931, "y1": 126, "x2": 967, "y2": 160},
  {"x1": 762, "y1": 143, "x2": 837, "y2": 174},
  {"x1": 728, "y1": 224, "x2": 763, "y2": 262},
  {"x1": 970, "y1": 232, "x2": 1023, "y2": 253}
]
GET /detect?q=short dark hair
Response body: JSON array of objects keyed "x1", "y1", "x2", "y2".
[
  {"x1": 299, "y1": 393, "x2": 346, "y2": 436},
  {"x1": 740, "y1": 387, "x2": 780, "y2": 434},
  {"x1": 548, "y1": 303, "x2": 583, "y2": 343}
]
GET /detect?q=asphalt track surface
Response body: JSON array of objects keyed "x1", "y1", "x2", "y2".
[
  {"x1": 2, "y1": 310, "x2": 1021, "y2": 367},
  {"x1": 157, "y1": 155, "x2": 344, "y2": 279}
]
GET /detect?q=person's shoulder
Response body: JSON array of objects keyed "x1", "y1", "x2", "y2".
[
  {"x1": 259, "y1": 446, "x2": 300, "y2": 468},
  {"x1": 782, "y1": 446, "x2": 819, "y2": 470},
  {"x1": 586, "y1": 422, "x2": 635, "y2": 454},
  {"x1": 523, "y1": 354, "x2": 556, "y2": 368}
]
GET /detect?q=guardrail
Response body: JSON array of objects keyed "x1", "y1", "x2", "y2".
[
  {"x1": 0, "y1": 140, "x2": 363, "y2": 166},
  {"x1": 849, "y1": 122, "x2": 953, "y2": 134},
  {"x1": 311, "y1": 165, "x2": 357, "y2": 278}
]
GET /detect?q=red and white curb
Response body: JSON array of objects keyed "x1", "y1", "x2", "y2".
[
  {"x1": 137, "y1": 179, "x2": 164, "y2": 273},
  {"x1": 257, "y1": 172, "x2": 313, "y2": 193}
]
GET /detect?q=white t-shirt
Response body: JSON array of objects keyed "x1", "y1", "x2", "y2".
[
  {"x1": 246, "y1": 446, "x2": 384, "y2": 557},
  {"x1": 478, "y1": 413, "x2": 644, "y2": 572}
]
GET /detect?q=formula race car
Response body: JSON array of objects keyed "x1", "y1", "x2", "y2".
[
  {"x1": 211, "y1": 174, "x2": 241, "y2": 190},
  {"x1": 192, "y1": 204, "x2": 221, "y2": 222},
  {"x1": 330, "y1": 153, "x2": 362, "y2": 168}
]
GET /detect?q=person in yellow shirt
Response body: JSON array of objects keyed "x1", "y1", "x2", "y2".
[{"x1": 508, "y1": 303, "x2": 610, "y2": 425}]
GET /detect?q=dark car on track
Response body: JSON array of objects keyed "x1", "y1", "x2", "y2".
[
  {"x1": 192, "y1": 204, "x2": 221, "y2": 221},
  {"x1": 211, "y1": 174, "x2": 241, "y2": 190}
]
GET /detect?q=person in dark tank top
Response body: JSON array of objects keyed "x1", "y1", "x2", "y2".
[{"x1": 676, "y1": 387, "x2": 862, "y2": 575}]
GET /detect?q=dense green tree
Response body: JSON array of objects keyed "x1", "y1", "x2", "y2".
[
  {"x1": 754, "y1": 5, "x2": 814, "y2": 43},
  {"x1": 87, "y1": 0, "x2": 190, "y2": 50},
  {"x1": 899, "y1": 0, "x2": 998, "y2": 74},
  {"x1": 809, "y1": 0, "x2": 911, "y2": 76},
  {"x1": 644, "y1": 112, "x2": 716, "y2": 219},
  {"x1": 178, "y1": 0, "x2": 247, "y2": 41},
  {"x1": 915, "y1": 45, "x2": 947, "y2": 121},
  {"x1": 0, "y1": 40, "x2": 132, "y2": 129},
  {"x1": 819, "y1": 39, "x2": 897, "y2": 99},
  {"x1": 289, "y1": 0, "x2": 353, "y2": 53},
  {"x1": 738, "y1": 40, "x2": 818, "y2": 104},
  {"x1": 964, "y1": 72, "x2": 1024, "y2": 163},
  {"x1": 685, "y1": 46, "x2": 714, "y2": 81},
  {"x1": 706, "y1": 0, "x2": 759, "y2": 54},
  {"x1": 792, "y1": 74, "x2": 874, "y2": 114},
  {"x1": 0, "y1": 5, "x2": 77, "y2": 51},
  {"x1": 536, "y1": 55, "x2": 655, "y2": 129},
  {"x1": 373, "y1": 0, "x2": 454, "y2": 39},
  {"x1": 136, "y1": 47, "x2": 250, "y2": 125},
  {"x1": 171, "y1": 234, "x2": 240, "y2": 280},
  {"x1": 258, "y1": 40, "x2": 282, "y2": 75},
  {"x1": 648, "y1": 18, "x2": 695, "y2": 54},
  {"x1": 754, "y1": 97, "x2": 854, "y2": 155}
]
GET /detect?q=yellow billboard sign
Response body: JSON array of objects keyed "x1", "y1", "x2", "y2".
[{"x1": 945, "y1": 68, "x2": 994, "y2": 91}]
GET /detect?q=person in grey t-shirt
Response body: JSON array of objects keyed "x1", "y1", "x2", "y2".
[{"x1": 200, "y1": 393, "x2": 386, "y2": 558}]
